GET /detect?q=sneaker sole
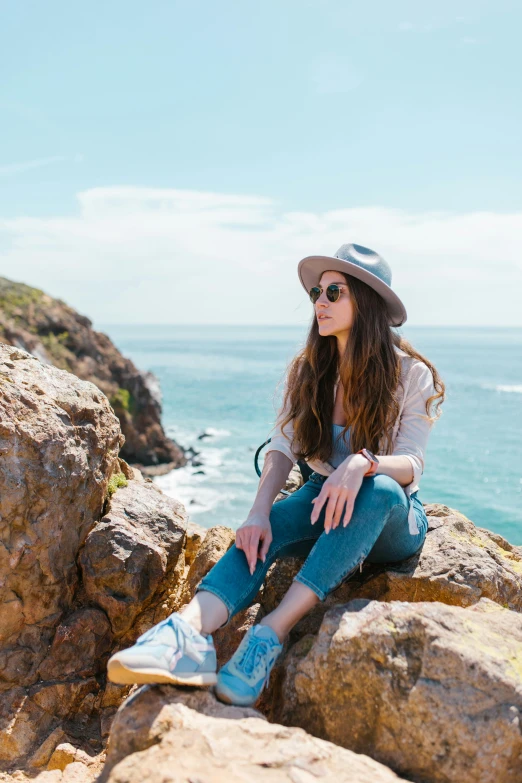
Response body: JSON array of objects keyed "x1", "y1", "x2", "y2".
[
  {"x1": 107, "y1": 657, "x2": 217, "y2": 686},
  {"x1": 214, "y1": 681, "x2": 257, "y2": 707}
]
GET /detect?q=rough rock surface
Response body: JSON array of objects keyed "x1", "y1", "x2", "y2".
[
  {"x1": 99, "y1": 686, "x2": 409, "y2": 783},
  {"x1": 179, "y1": 524, "x2": 236, "y2": 603},
  {"x1": 0, "y1": 343, "x2": 122, "y2": 679},
  {"x1": 280, "y1": 597, "x2": 522, "y2": 783},
  {"x1": 0, "y1": 275, "x2": 185, "y2": 467},
  {"x1": 3, "y1": 334, "x2": 522, "y2": 782},
  {"x1": 79, "y1": 478, "x2": 186, "y2": 636},
  {"x1": 0, "y1": 346, "x2": 190, "y2": 770}
]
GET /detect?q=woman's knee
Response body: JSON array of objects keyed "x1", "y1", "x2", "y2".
[
  {"x1": 359, "y1": 473, "x2": 408, "y2": 510},
  {"x1": 268, "y1": 492, "x2": 308, "y2": 542},
  {"x1": 268, "y1": 500, "x2": 290, "y2": 540}
]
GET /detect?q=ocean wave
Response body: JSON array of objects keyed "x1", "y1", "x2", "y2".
[
  {"x1": 494, "y1": 384, "x2": 522, "y2": 394},
  {"x1": 153, "y1": 466, "x2": 234, "y2": 522},
  {"x1": 165, "y1": 425, "x2": 232, "y2": 444},
  {"x1": 203, "y1": 427, "x2": 232, "y2": 438}
]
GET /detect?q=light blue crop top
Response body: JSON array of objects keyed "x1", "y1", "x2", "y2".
[{"x1": 329, "y1": 422, "x2": 352, "y2": 469}]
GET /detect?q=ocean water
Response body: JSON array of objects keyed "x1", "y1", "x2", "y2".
[{"x1": 99, "y1": 324, "x2": 522, "y2": 545}]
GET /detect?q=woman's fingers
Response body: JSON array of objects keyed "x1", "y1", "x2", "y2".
[
  {"x1": 244, "y1": 530, "x2": 258, "y2": 574},
  {"x1": 310, "y1": 493, "x2": 327, "y2": 524},
  {"x1": 324, "y1": 489, "x2": 342, "y2": 534},
  {"x1": 245, "y1": 528, "x2": 263, "y2": 574},
  {"x1": 331, "y1": 494, "x2": 348, "y2": 530},
  {"x1": 312, "y1": 488, "x2": 356, "y2": 532},
  {"x1": 259, "y1": 529, "x2": 272, "y2": 562},
  {"x1": 342, "y1": 499, "x2": 355, "y2": 527}
]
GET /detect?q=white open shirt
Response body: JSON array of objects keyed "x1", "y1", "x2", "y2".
[{"x1": 265, "y1": 347, "x2": 436, "y2": 535}]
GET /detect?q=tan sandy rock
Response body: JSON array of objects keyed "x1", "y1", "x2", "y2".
[
  {"x1": 0, "y1": 344, "x2": 122, "y2": 659},
  {"x1": 99, "y1": 685, "x2": 408, "y2": 783},
  {"x1": 279, "y1": 597, "x2": 522, "y2": 783},
  {"x1": 179, "y1": 524, "x2": 236, "y2": 602},
  {"x1": 184, "y1": 520, "x2": 207, "y2": 566},
  {"x1": 79, "y1": 478, "x2": 187, "y2": 636}
]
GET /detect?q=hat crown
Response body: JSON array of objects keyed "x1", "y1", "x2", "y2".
[{"x1": 334, "y1": 243, "x2": 392, "y2": 287}]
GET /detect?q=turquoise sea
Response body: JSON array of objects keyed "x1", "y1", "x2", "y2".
[{"x1": 99, "y1": 325, "x2": 522, "y2": 545}]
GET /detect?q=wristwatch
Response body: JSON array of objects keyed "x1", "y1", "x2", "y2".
[{"x1": 356, "y1": 448, "x2": 379, "y2": 476}]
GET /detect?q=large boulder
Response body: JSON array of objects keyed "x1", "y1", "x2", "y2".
[
  {"x1": 79, "y1": 477, "x2": 187, "y2": 636},
  {"x1": 0, "y1": 344, "x2": 122, "y2": 676},
  {"x1": 0, "y1": 346, "x2": 191, "y2": 771},
  {"x1": 99, "y1": 686, "x2": 409, "y2": 783},
  {"x1": 279, "y1": 597, "x2": 522, "y2": 783}
]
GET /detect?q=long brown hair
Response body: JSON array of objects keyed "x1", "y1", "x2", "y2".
[{"x1": 275, "y1": 272, "x2": 445, "y2": 463}]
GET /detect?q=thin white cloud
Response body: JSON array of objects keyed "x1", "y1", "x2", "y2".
[
  {"x1": 0, "y1": 156, "x2": 66, "y2": 176},
  {"x1": 0, "y1": 186, "x2": 521, "y2": 326}
]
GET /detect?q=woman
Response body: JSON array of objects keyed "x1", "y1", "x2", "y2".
[{"x1": 108, "y1": 242, "x2": 445, "y2": 707}]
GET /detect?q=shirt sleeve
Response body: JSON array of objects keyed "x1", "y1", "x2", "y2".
[
  {"x1": 264, "y1": 375, "x2": 299, "y2": 466},
  {"x1": 391, "y1": 361, "x2": 436, "y2": 490}
]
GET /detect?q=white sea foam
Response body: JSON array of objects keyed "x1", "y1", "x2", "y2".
[
  {"x1": 494, "y1": 384, "x2": 522, "y2": 394},
  {"x1": 153, "y1": 466, "x2": 230, "y2": 525},
  {"x1": 202, "y1": 427, "x2": 232, "y2": 438}
]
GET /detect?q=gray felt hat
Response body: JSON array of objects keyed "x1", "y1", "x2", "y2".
[{"x1": 297, "y1": 242, "x2": 407, "y2": 327}]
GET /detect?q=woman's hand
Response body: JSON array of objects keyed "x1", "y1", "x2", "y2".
[
  {"x1": 311, "y1": 454, "x2": 369, "y2": 533},
  {"x1": 235, "y1": 510, "x2": 273, "y2": 575}
]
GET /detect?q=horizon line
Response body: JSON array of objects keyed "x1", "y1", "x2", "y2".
[{"x1": 93, "y1": 323, "x2": 522, "y2": 329}]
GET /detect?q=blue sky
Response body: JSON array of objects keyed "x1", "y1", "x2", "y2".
[{"x1": 1, "y1": 0, "x2": 521, "y2": 326}]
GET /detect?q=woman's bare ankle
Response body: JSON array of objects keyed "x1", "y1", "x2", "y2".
[
  {"x1": 178, "y1": 591, "x2": 229, "y2": 636},
  {"x1": 259, "y1": 617, "x2": 287, "y2": 644}
]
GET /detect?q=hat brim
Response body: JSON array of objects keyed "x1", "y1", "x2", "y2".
[{"x1": 298, "y1": 254, "x2": 407, "y2": 327}]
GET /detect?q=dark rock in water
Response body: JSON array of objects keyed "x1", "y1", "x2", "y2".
[
  {"x1": 134, "y1": 460, "x2": 178, "y2": 478},
  {"x1": 0, "y1": 275, "x2": 186, "y2": 468},
  {"x1": 193, "y1": 470, "x2": 205, "y2": 475},
  {"x1": 191, "y1": 459, "x2": 204, "y2": 467},
  {"x1": 197, "y1": 431, "x2": 212, "y2": 440}
]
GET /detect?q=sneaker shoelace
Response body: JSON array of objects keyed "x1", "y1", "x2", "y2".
[
  {"x1": 137, "y1": 616, "x2": 208, "y2": 666},
  {"x1": 233, "y1": 634, "x2": 280, "y2": 691}
]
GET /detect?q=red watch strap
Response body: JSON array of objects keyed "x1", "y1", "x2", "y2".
[{"x1": 356, "y1": 448, "x2": 378, "y2": 476}]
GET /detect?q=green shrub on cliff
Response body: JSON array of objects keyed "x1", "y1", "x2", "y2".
[
  {"x1": 109, "y1": 387, "x2": 137, "y2": 415},
  {"x1": 0, "y1": 280, "x2": 45, "y2": 320},
  {"x1": 39, "y1": 330, "x2": 70, "y2": 362},
  {"x1": 106, "y1": 472, "x2": 128, "y2": 499}
]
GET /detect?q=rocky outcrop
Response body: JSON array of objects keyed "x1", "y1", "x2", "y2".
[
  {"x1": 3, "y1": 338, "x2": 522, "y2": 783},
  {"x1": 0, "y1": 344, "x2": 122, "y2": 676},
  {"x1": 98, "y1": 686, "x2": 409, "y2": 783},
  {"x1": 0, "y1": 276, "x2": 185, "y2": 468},
  {"x1": 79, "y1": 473, "x2": 186, "y2": 636},
  {"x1": 279, "y1": 597, "x2": 522, "y2": 783},
  {"x1": 0, "y1": 345, "x2": 189, "y2": 771}
]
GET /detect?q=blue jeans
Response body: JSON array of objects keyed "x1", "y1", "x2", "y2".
[{"x1": 196, "y1": 472, "x2": 429, "y2": 628}]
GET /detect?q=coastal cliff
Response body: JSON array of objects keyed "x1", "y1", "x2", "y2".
[
  {"x1": 1, "y1": 343, "x2": 522, "y2": 783},
  {"x1": 0, "y1": 276, "x2": 186, "y2": 469}
]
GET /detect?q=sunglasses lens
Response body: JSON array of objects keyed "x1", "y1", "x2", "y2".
[
  {"x1": 327, "y1": 284, "x2": 340, "y2": 302},
  {"x1": 309, "y1": 286, "x2": 321, "y2": 303}
]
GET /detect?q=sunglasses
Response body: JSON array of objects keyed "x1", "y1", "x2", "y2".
[{"x1": 309, "y1": 283, "x2": 345, "y2": 304}]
